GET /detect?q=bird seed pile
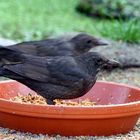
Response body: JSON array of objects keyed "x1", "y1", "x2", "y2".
[{"x1": 9, "y1": 93, "x2": 96, "y2": 106}]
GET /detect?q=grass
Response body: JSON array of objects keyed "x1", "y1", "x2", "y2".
[
  {"x1": 98, "y1": 19, "x2": 140, "y2": 43},
  {"x1": 0, "y1": 0, "x2": 139, "y2": 43}
]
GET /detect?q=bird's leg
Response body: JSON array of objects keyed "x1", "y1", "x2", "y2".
[{"x1": 46, "y1": 99, "x2": 55, "y2": 105}]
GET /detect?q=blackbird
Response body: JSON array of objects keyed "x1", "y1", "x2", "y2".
[
  {"x1": 0, "y1": 47, "x2": 119, "y2": 104},
  {"x1": 3, "y1": 33, "x2": 107, "y2": 56}
]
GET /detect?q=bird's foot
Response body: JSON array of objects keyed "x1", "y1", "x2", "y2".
[{"x1": 46, "y1": 99, "x2": 55, "y2": 105}]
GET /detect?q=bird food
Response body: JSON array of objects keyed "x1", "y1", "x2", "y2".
[{"x1": 9, "y1": 93, "x2": 96, "y2": 106}]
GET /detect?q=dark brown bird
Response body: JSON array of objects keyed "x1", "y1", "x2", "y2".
[
  {"x1": 3, "y1": 33, "x2": 107, "y2": 56},
  {"x1": 0, "y1": 47, "x2": 119, "y2": 104}
]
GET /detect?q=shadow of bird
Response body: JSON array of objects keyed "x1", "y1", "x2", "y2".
[
  {"x1": 0, "y1": 47, "x2": 120, "y2": 104},
  {"x1": 3, "y1": 33, "x2": 107, "y2": 56}
]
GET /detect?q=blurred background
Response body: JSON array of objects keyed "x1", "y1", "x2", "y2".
[{"x1": 0, "y1": 0, "x2": 139, "y2": 43}]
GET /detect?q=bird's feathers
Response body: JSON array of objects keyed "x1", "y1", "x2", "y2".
[
  {"x1": 3, "y1": 33, "x2": 106, "y2": 57},
  {"x1": 2, "y1": 53, "x2": 88, "y2": 87}
]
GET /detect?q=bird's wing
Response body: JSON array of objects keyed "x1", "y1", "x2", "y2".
[
  {"x1": 6, "y1": 38, "x2": 70, "y2": 56},
  {"x1": 6, "y1": 42, "x2": 45, "y2": 55},
  {"x1": 3, "y1": 55, "x2": 50, "y2": 82},
  {"x1": 45, "y1": 57, "x2": 90, "y2": 86},
  {"x1": 3, "y1": 55, "x2": 88, "y2": 86}
]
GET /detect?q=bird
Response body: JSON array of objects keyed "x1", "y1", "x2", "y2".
[
  {"x1": 0, "y1": 47, "x2": 119, "y2": 105},
  {"x1": 3, "y1": 33, "x2": 107, "y2": 56}
]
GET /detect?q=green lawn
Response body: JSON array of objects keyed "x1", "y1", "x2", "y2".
[{"x1": 0, "y1": 0, "x2": 139, "y2": 43}]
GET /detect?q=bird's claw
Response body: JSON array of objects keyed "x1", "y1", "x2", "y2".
[{"x1": 46, "y1": 99, "x2": 55, "y2": 105}]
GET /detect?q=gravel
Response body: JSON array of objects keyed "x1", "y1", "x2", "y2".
[
  {"x1": 98, "y1": 68, "x2": 140, "y2": 87},
  {"x1": 0, "y1": 68, "x2": 140, "y2": 140},
  {"x1": 0, "y1": 120, "x2": 140, "y2": 140}
]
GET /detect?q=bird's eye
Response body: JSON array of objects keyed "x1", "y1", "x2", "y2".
[
  {"x1": 96, "y1": 59, "x2": 100, "y2": 63},
  {"x1": 95, "y1": 59, "x2": 101, "y2": 64},
  {"x1": 86, "y1": 40, "x2": 92, "y2": 44}
]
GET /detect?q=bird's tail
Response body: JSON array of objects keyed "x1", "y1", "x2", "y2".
[{"x1": 0, "y1": 46, "x2": 22, "y2": 67}]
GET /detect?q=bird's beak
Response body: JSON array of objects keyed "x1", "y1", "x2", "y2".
[
  {"x1": 95, "y1": 40, "x2": 108, "y2": 46},
  {"x1": 106, "y1": 59, "x2": 122, "y2": 68}
]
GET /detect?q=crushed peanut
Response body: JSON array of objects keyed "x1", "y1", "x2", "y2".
[{"x1": 10, "y1": 93, "x2": 96, "y2": 106}]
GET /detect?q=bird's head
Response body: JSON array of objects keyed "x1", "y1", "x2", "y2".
[
  {"x1": 80, "y1": 52, "x2": 120, "y2": 74},
  {"x1": 71, "y1": 33, "x2": 108, "y2": 54}
]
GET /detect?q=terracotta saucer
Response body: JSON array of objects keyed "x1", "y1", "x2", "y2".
[{"x1": 0, "y1": 80, "x2": 140, "y2": 136}]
